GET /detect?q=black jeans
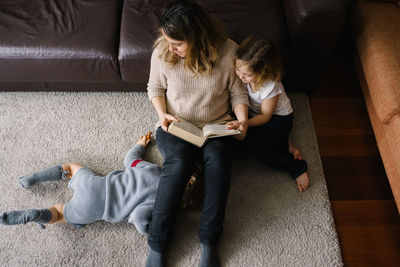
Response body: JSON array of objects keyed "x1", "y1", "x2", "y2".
[
  {"x1": 237, "y1": 113, "x2": 307, "y2": 180},
  {"x1": 148, "y1": 127, "x2": 233, "y2": 252}
]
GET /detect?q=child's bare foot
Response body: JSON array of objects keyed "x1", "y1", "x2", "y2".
[
  {"x1": 289, "y1": 142, "x2": 303, "y2": 160},
  {"x1": 295, "y1": 172, "x2": 309, "y2": 192}
]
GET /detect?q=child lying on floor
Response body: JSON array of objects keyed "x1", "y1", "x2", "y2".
[{"x1": 0, "y1": 133, "x2": 199, "y2": 234}]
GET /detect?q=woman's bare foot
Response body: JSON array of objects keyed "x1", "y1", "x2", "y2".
[{"x1": 295, "y1": 172, "x2": 310, "y2": 192}]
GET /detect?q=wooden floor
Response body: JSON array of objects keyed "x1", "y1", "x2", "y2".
[{"x1": 309, "y1": 39, "x2": 400, "y2": 266}]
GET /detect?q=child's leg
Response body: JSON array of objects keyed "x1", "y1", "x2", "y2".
[
  {"x1": 1, "y1": 208, "x2": 52, "y2": 226},
  {"x1": 288, "y1": 140, "x2": 309, "y2": 192},
  {"x1": 253, "y1": 147, "x2": 310, "y2": 191},
  {"x1": 0, "y1": 203, "x2": 67, "y2": 226},
  {"x1": 18, "y1": 163, "x2": 83, "y2": 187},
  {"x1": 288, "y1": 140, "x2": 309, "y2": 191},
  {"x1": 48, "y1": 204, "x2": 66, "y2": 224},
  {"x1": 3, "y1": 163, "x2": 85, "y2": 226},
  {"x1": 45, "y1": 165, "x2": 83, "y2": 224},
  {"x1": 61, "y1": 163, "x2": 84, "y2": 180},
  {"x1": 247, "y1": 115, "x2": 310, "y2": 192}
]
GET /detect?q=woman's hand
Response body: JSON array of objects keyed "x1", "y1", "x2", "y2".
[
  {"x1": 159, "y1": 113, "x2": 179, "y2": 131},
  {"x1": 150, "y1": 96, "x2": 178, "y2": 131},
  {"x1": 231, "y1": 103, "x2": 249, "y2": 140},
  {"x1": 226, "y1": 120, "x2": 248, "y2": 140}
]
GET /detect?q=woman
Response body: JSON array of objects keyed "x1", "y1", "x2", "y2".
[{"x1": 146, "y1": 1, "x2": 248, "y2": 266}]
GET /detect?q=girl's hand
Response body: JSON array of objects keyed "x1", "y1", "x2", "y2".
[
  {"x1": 226, "y1": 120, "x2": 240, "y2": 130},
  {"x1": 159, "y1": 113, "x2": 179, "y2": 131},
  {"x1": 226, "y1": 120, "x2": 248, "y2": 140}
]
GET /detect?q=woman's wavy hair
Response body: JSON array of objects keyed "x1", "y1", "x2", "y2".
[
  {"x1": 154, "y1": 0, "x2": 227, "y2": 75},
  {"x1": 236, "y1": 35, "x2": 283, "y2": 91}
]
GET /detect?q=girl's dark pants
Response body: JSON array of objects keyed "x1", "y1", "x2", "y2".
[
  {"x1": 148, "y1": 127, "x2": 233, "y2": 253},
  {"x1": 238, "y1": 113, "x2": 307, "y2": 180}
]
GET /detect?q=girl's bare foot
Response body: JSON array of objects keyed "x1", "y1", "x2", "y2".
[
  {"x1": 289, "y1": 141, "x2": 303, "y2": 160},
  {"x1": 290, "y1": 148, "x2": 303, "y2": 160},
  {"x1": 295, "y1": 172, "x2": 310, "y2": 192}
]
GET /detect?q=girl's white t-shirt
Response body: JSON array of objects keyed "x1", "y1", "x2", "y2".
[{"x1": 247, "y1": 80, "x2": 293, "y2": 117}]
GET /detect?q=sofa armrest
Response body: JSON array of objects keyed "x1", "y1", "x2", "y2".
[
  {"x1": 353, "y1": 0, "x2": 400, "y2": 124},
  {"x1": 282, "y1": 0, "x2": 346, "y2": 90}
]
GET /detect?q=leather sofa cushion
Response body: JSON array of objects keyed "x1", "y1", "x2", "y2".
[
  {"x1": 119, "y1": 0, "x2": 166, "y2": 86},
  {"x1": 283, "y1": 0, "x2": 346, "y2": 91},
  {"x1": 0, "y1": 0, "x2": 122, "y2": 82},
  {"x1": 353, "y1": 0, "x2": 400, "y2": 124},
  {"x1": 119, "y1": 0, "x2": 290, "y2": 85}
]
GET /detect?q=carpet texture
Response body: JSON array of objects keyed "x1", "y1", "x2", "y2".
[{"x1": 0, "y1": 92, "x2": 342, "y2": 266}]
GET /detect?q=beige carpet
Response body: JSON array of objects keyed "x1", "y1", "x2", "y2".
[{"x1": 0, "y1": 91, "x2": 342, "y2": 266}]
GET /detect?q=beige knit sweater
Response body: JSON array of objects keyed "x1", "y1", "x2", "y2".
[{"x1": 147, "y1": 39, "x2": 249, "y2": 128}]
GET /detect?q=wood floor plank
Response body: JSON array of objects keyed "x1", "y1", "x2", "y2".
[
  {"x1": 336, "y1": 224, "x2": 400, "y2": 267},
  {"x1": 332, "y1": 200, "x2": 400, "y2": 225},
  {"x1": 310, "y1": 97, "x2": 373, "y2": 136},
  {"x1": 332, "y1": 200, "x2": 400, "y2": 267},
  {"x1": 322, "y1": 155, "x2": 393, "y2": 201},
  {"x1": 317, "y1": 135, "x2": 380, "y2": 157}
]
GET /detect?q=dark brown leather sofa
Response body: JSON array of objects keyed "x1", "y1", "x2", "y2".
[{"x1": 0, "y1": 0, "x2": 346, "y2": 93}]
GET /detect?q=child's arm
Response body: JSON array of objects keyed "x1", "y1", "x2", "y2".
[
  {"x1": 248, "y1": 95, "x2": 278, "y2": 127},
  {"x1": 123, "y1": 134, "x2": 152, "y2": 168},
  {"x1": 123, "y1": 144, "x2": 146, "y2": 168},
  {"x1": 128, "y1": 203, "x2": 154, "y2": 235}
]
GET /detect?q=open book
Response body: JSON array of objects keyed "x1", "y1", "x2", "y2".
[{"x1": 167, "y1": 118, "x2": 241, "y2": 147}]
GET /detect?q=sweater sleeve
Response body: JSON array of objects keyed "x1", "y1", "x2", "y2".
[
  {"x1": 229, "y1": 71, "x2": 249, "y2": 110},
  {"x1": 123, "y1": 144, "x2": 146, "y2": 169},
  {"x1": 147, "y1": 47, "x2": 168, "y2": 101}
]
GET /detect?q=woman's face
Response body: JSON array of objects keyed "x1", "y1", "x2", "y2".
[
  {"x1": 162, "y1": 30, "x2": 189, "y2": 58},
  {"x1": 235, "y1": 59, "x2": 257, "y2": 84}
]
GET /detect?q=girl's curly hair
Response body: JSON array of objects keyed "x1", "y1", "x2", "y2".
[{"x1": 236, "y1": 35, "x2": 283, "y2": 91}]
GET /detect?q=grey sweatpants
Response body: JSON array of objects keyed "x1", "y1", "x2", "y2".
[{"x1": 63, "y1": 167, "x2": 106, "y2": 228}]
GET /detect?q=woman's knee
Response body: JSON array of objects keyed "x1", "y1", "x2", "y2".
[
  {"x1": 204, "y1": 137, "x2": 233, "y2": 155},
  {"x1": 164, "y1": 155, "x2": 195, "y2": 177},
  {"x1": 61, "y1": 163, "x2": 83, "y2": 179},
  {"x1": 203, "y1": 146, "x2": 232, "y2": 169}
]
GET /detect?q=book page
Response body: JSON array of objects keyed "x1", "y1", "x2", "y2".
[
  {"x1": 171, "y1": 119, "x2": 203, "y2": 137},
  {"x1": 202, "y1": 124, "x2": 241, "y2": 138},
  {"x1": 167, "y1": 119, "x2": 206, "y2": 147}
]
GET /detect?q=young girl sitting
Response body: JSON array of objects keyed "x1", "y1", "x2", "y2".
[
  {"x1": 228, "y1": 35, "x2": 310, "y2": 192},
  {"x1": 0, "y1": 133, "x2": 202, "y2": 233}
]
